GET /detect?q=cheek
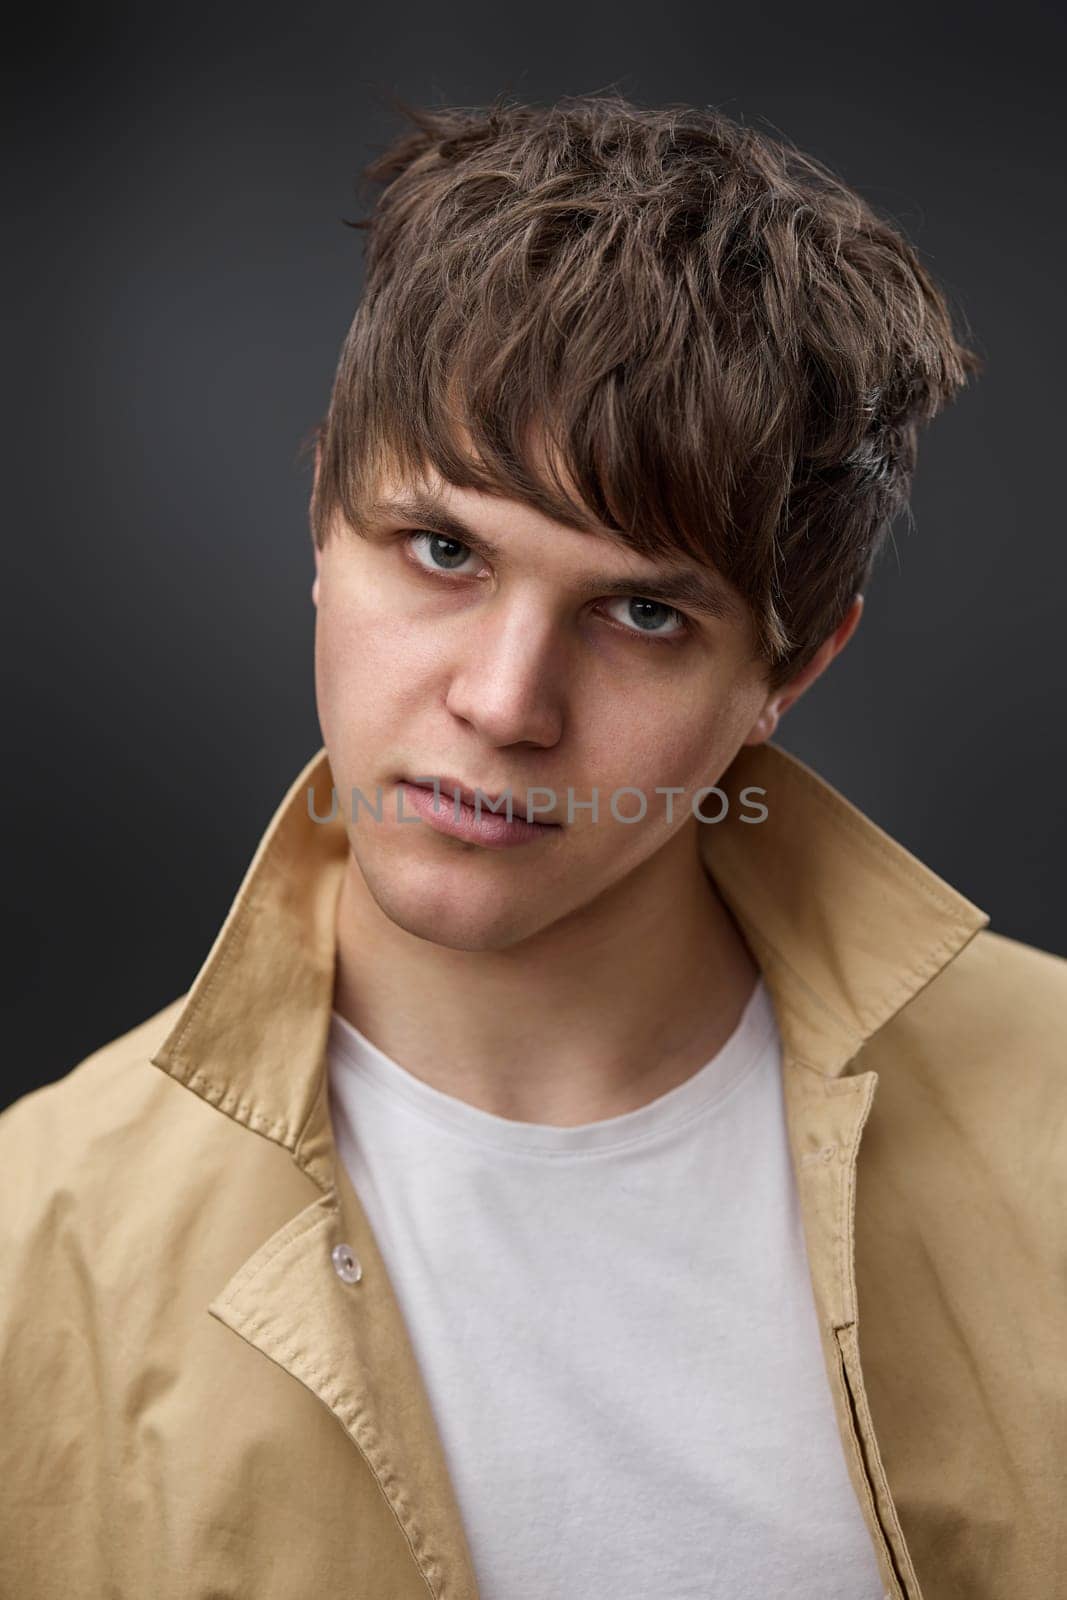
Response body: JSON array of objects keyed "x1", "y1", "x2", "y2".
[
  {"x1": 316, "y1": 578, "x2": 416, "y2": 698},
  {"x1": 585, "y1": 678, "x2": 757, "y2": 798},
  {"x1": 314, "y1": 577, "x2": 447, "y2": 771}
]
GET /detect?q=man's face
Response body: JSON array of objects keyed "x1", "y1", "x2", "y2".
[{"x1": 313, "y1": 463, "x2": 776, "y2": 953}]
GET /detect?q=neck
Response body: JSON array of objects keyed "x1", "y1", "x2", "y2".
[{"x1": 331, "y1": 824, "x2": 760, "y2": 1127}]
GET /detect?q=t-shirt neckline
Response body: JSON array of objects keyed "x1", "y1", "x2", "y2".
[{"x1": 327, "y1": 976, "x2": 777, "y2": 1159}]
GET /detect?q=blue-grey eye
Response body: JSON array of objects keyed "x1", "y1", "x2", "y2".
[
  {"x1": 410, "y1": 532, "x2": 474, "y2": 572},
  {"x1": 428, "y1": 535, "x2": 469, "y2": 569},
  {"x1": 629, "y1": 599, "x2": 673, "y2": 630},
  {"x1": 604, "y1": 596, "x2": 685, "y2": 638}
]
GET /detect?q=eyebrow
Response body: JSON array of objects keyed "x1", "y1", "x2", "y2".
[{"x1": 366, "y1": 492, "x2": 742, "y2": 624}]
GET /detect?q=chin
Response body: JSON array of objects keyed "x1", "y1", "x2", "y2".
[{"x1": 358, "y1": 853, "x2": 551, "y2": 953}]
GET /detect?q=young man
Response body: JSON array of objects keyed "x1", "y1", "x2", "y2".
[{"x1": 1, "y1": 94, "x2": 1063, "y2": 1600}]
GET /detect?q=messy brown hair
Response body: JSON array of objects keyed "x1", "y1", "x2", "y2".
[{"x1": 310, "y1": 91, "x2": 980, "y2": 687}]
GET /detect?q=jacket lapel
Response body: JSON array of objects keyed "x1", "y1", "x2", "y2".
[{"x1": 205, "y1": 1168, "x2": 480, "y2": 1599}]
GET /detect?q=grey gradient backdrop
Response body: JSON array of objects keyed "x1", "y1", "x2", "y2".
[{"x1": 6, "y1": 0, "x2": 1065, "y2": 1108}]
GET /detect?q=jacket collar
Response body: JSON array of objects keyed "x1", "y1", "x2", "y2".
[{"x1": 151, "y1": 740, "x2": 988, "y2": 1191}]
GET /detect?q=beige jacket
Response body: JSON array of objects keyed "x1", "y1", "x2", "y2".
[{"x1": 1, "y1": 740, "x2": 1064, "y2": 1599}]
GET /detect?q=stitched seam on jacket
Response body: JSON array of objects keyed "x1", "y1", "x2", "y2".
[
  {"x1": 730, "y1": 898, "x2": 983, "y2": 1051},
  {"x1": 769, "y1": 753, "x2": 979, "y2": 917},
  {"x1": 227, "y1": 1308, "x2": 439, "y2": 1599},
  {"x1": 163, "y1": 845, "x2": 279, "y2": 1068},
  {"x1": 833, "y1": 1329, "x2": 908, "y2": 1597},
  {"x1": 213, "y1": 1198, "x2": 337, "y2": 1305},
  {"x1": 835, "y1": 1326, "x2": 922, "y2": 1599}
]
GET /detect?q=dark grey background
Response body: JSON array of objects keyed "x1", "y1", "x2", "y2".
[{"x1": 6, "y1": 0, "x2": 1065, "y2": 1108}]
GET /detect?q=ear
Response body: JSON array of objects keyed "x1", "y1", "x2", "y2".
[
  {"x1": 311, "y1": 540, "x2": 321, "y2": 609},
  {"x1": 744, "y1": 594, "x2": 864, "y2": 747}
]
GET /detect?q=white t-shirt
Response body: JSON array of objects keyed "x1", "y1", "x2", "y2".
[{"x1": 327, "y1": 978, "x2": 886, "y2": 1599}]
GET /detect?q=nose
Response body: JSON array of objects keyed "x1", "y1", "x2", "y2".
[{"x1": 444, "y1": 594, "x2": 565, "y2": 749}]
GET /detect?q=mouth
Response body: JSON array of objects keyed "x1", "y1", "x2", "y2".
[
  {"x1": 398, "y1": 775, "x2": 565, "y2": 850},
  {"x1": 405, "y1": 774, "x2": 565, "y2": 826}
]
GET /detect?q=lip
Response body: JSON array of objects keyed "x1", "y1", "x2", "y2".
[
  {"x1": 408, "y1": 774, "x2": 564, "y2": 822},
  {"x1": 398, "y1": 779, "x2": 563, "y2": 850}
]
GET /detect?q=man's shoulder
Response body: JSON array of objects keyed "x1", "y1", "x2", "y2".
[
  {"x1": 897, "y1": 924, "x2": 1064, "y2": 1051},
  {"x1": 863, "y1": 925, "x2": 1065, "y2": 1104},
  {"x1": 967, "y1": 923, "x2": 1067, "y2": 996},
  {"x1": 855, "y1": 926, "x2": 1065, "y2": 1307},
  {"x1": 0, "y1": 992, "x2": 313, "y2": 1339},
  {"x1": 0, "y1": 995, "x2": 188, "y2": 1148},
  {"x1": 0, "y1": 997, "x2": 210, "y2": 1240}
]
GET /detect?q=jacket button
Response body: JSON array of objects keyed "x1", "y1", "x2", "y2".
[{"x1": 331, "y1": 1242, "x2": 363, "y2": 1284}]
